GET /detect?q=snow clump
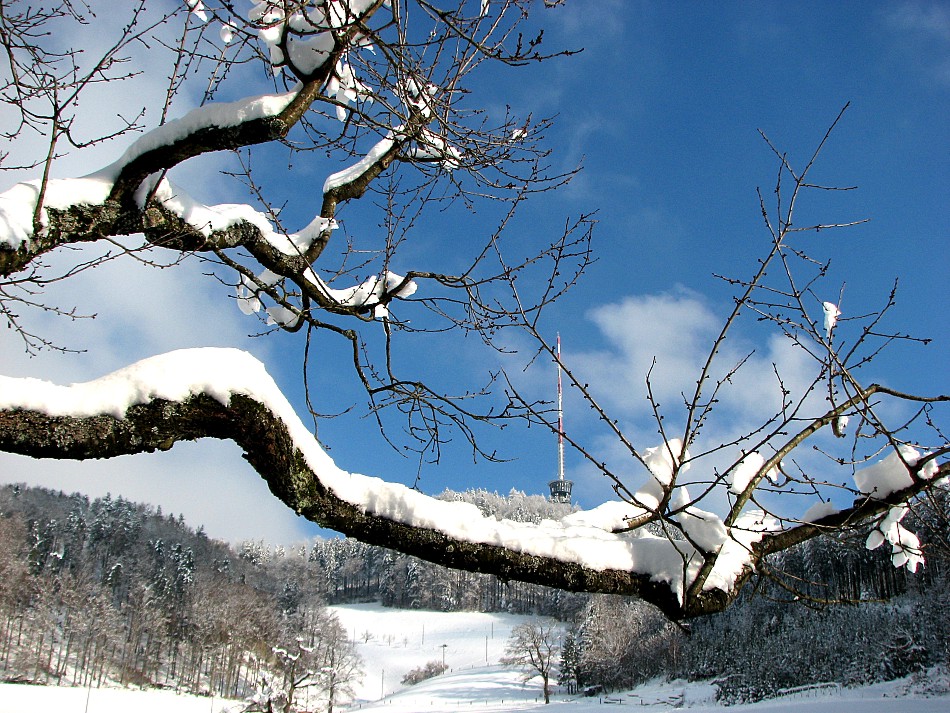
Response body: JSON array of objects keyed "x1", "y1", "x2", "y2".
[
  {"x1": 866, "y1": 505, "x2": 924, "y2": 572},
  {"x1": 822, "y1": 301, "x2": 840, "y2": 338},
  {"x1": 854, "y1": 444, "x2": 939, "y2": 498}
]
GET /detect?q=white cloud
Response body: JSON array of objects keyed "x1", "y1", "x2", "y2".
[
  {"x1": 886, "y1": 1, "x2": 950, "y2": 41},
  {"x1": 882, "y1": 1, "x2": 950, "y2": 87},
  {"x1": 580, "y1": 288, "x2": 720, "y2": 420},
  {"x1": 559, "y1": 288, "x2": 829, "y2": 513},
  {"x1": 576, "y1": 288, "x2": 820, "y2": 432},
  {"x1": 1, "y1": 243, "x2": 268, "y2": 377},
  {"x1": 0, "y1": 234, "x2": 320, "y2": 547}
]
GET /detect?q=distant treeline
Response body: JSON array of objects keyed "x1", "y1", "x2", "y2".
[
  {"x1": 0, "y1": 483, "x2": 359, "y2": 701},
  {"x1": 2, "y1": 482, "x2": 948, "y2": 706},
  {"x1": 0, "y1": 483, "x2": 581, "y2": 698}
]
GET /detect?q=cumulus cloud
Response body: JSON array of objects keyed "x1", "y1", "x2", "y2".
[
  {"x1": 0, "y1": 249, "x2": 320, "y2": 546},
  {"x1": 562, "y1": 288, "x2": 824, "y2": 508},
  {"x1": 576, "y1": 288, "x2": 816, "y2": 425},
  {"x1": 581, "y1": 288, "x2": 720, "y2": 417},
  {"x1": 881, "y1": 1, "x2": 950, "y2": 86}
]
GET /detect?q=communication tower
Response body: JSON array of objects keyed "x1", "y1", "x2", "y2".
[{"x1": 548, "y1": 334, "x2": 573, "y2": 504}]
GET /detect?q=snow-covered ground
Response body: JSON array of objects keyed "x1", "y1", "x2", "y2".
[
  {"x1": 0, "y1": 683, "x2": 241, "y2": 713},
  {"x1": 2, "y1": 603, "x2": 948, "y2": 712},
  {"x1": 349, "y1": 667, "x2": 950, "y2": 712},
  {"x1": 327, "y1": 602, "x2": 539, "y2": 702}
]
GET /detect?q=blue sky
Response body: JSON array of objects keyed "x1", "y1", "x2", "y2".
[{"x1": 1, "y1": 1, "x2": 947, "y2": 545}]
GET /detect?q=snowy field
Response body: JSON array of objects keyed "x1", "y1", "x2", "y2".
[
  {"x1": 0, "y1": 684, "x2": 241, "y2": 713},
  {"x1": 327, "y1": 602, "x2": 539, "y2": 702},
  {"x1": 349, "y1": 667, "x2": 950, "y2": 712},
  {"x1": 2, "y1": 675, "x2": 948, "y2": 713},
  {"x1": 1, "y1": 603, "x2": 948, "y2": 712}
]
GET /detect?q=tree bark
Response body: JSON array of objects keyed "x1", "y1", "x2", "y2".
[{"x1": 0, "y1": 391, "x2": 727, "y2": 620}]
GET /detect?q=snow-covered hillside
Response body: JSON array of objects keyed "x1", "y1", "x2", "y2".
[
  {"x1": 1, "y1": 604, "x2": 948, "y2": 712},
  {"x1": 327, "y1": 602, "x2": 539, "y2": 702},
  {"x1": 338, "y1": 603, "x2": 950, "y2": 712}
]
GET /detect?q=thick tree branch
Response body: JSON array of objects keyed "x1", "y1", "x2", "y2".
[
  {"x1": 0, "y1": 352, "x2": 748, "y2": 621},
  {"x1": 759, "y1": 459, "x2": 950, "y2": 556}
]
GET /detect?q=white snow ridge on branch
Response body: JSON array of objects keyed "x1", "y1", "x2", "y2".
[
  {"x1": 305, "y1": 270, "x2": 419, "y2": 319},
  {"x1": 0, "y1": 349, "x2": 773, "y2": 605},
  {"x1": 854, "y1": 445, "x2": 939, "y2": 498},
  {"x1": 323, "y1": 129, "x2": 401, "y2": 194},
  {"x1": 0, "y1": 89, "x2": 300, "y2": 251}
]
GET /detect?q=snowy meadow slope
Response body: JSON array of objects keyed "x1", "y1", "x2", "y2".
[
  {"x1": 339, "y1": 604, "x2": 950, "y2": 712},
  {"x1": 1, "y1": 603, "x2": 948, "y2": 712},
  {"x1": 327, "y1": 603, "x2": 536, "y2": 702}
]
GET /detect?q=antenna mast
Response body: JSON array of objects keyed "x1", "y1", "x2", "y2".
[
  {"x1": 548, "y1": 333, "x2": 573, "y2": 504},
  {"x1": 557, "y1": 333, "x2": 565, "y2": 483}
]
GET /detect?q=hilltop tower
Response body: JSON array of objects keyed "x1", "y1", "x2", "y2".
[{"x1": 548, "y1": 334, "x2": 573, "y2": 504}]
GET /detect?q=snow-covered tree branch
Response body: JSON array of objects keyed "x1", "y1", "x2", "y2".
[
  {"x1": 0, "y1": 0, "x2": 589, "y2": 452},
  {"x1": 0, "y1": 1, "x2": 946, "y2": 622}
]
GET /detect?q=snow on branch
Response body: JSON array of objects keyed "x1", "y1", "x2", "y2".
[
  {"x1": 140, "y1": 176, "x2": 337, "y2": 256},
  {"x1": 302, "y1": 268, "x2": 418, "y2": 318},
  {"x1": 247, "y1": 0, "x2": 380, "y2": 76},
  {"x1": 236, "y1": 267, "x2": 417, "y2": 322},
  {"x1": 853, "y1": 444, "x2": 939, "y2": 498},
  {"x1": 323, "y1": 128, "x2": 402, "y2": 196},
  {"x1": 0, "y1": 348, "x2": 776, "y2": 619},
  {"x1": 115, "y1": 90, "x2": 300, "y2": 173},
  {"x1": 0, "y1": 89, "x2": 299, "y2": 251},
  {"x1": 851, "y1": 446, "x2": 940, "y2": 573}
]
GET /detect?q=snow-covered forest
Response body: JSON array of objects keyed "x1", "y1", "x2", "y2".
[
  {"x1": 2, "y1": 483, "x2": 949, "y2": 707},
  {"x1": 0, "y1": 484, "x2": 364, "y2": 710}
]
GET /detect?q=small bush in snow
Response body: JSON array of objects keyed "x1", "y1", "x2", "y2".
[{"x1": 401, "y1": 660, "x2": 448, "y2": 686}]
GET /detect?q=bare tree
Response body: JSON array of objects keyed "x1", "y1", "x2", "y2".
[
  {"x1": 0, "y1": 2, "x2": 946, "y2": 623},
  {"x1": 501, "y1": 619, "x2": 561, "y2": 704},
  {"x1": 250, "y1": 610, "x2": 361, "y2": 713}
]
